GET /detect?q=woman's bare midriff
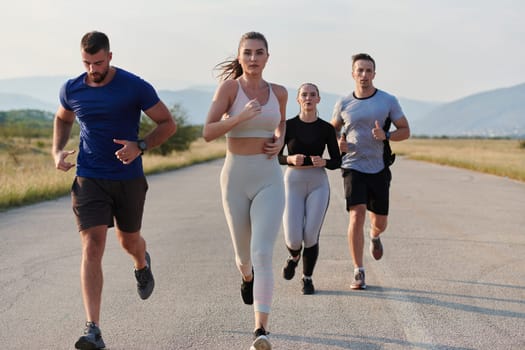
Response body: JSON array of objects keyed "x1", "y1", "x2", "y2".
[{"x1": 227, "y1": 137, "x2": 272, "y2": 155}]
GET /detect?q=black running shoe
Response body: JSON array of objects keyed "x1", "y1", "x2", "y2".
[
  {"x1": 370, "y1": 237, "x2": 383, "y2": 260},
  {"x1": 74, "y1": 322, "x2": 105, "y2": 350},
  {"x1": 282, "y1": 256, "x2": 299, "y2": 280},
  {"x1": 135, "y1": 251, "x2": 155, "y2": 300},
  {"x1": 251, "y1": 327, "x2": 271, "y2": 350},
  {"x1": 302, "y1": 277, "x2": 315, "y2": 295},
  {"x1": 241, "y1": 268, "x2": 254, "y2": 305},
  {"x1": 350, "y1": 270, "x2": 366, "y2": 290}
]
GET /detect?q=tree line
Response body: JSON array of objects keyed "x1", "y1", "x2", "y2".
[{"x1": 0, "y1": 104, "x2": 201, "y2": 154}]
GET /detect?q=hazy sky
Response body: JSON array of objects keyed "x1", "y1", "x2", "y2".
[{"x1": 2, "y1": 0, "x2": 523, "y2": 102}]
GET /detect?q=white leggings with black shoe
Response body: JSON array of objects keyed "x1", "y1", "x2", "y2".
[
  {"x1": 220, "y1": 153, "x2": 285, "y2": 314},
  {"x1": 283, "y1": 167, "x2": 330, "y2": 275}
]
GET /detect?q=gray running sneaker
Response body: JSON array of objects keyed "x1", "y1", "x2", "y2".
[
  {"x1": 370, "y1": 237, "x2": 383, "y2": 260},
  {"x1": 350, "y1": 270, "x2": 367, "y2": 290},
  {"x1": 74, "y1": 322, "x2": 105, "y2": 349},
  {"x1": 135, "y1": 251, "x2": 155, "y2": 300},
  {"x1": 250, "y1": 327, "x2": 271, "y2": 350}
]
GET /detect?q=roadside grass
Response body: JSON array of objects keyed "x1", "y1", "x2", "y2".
[
  {"x1": 1, "y1": 137, "x2": 523, "y2": 211},
  {"x1": 392, "y1": 138, "x2": 525, "y2": 182},
  {"x1": 142, "y1": 138, "x2": 226, "y2": 174},
  {"x1": 0, "y1": 137, "x2": 226, "y2": 211}
]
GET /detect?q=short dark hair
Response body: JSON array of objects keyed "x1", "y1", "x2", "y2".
[
  {"x1": 81, "y1": 31, "x2": 110, "y2": 54},
  {"x1": 352, "y1": 53, "x2": 375, "y2": 71}
]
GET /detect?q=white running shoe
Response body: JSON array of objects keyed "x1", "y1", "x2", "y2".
[{"x1": 250, "y1": 327, "x2": 271, "y2": 350}]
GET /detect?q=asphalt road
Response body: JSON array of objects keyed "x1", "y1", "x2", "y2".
[{"x1": 1, "y1": 157, "x2": 524, "y2": 349}]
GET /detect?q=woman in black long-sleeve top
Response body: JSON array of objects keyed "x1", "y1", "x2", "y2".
[{"x1": 278, "y1": 83, "x2": 341, "y2": 294}]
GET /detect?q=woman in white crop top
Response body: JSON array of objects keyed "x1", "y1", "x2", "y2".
[{"x1": 203, "y1": 31, "x2": 287, "y2": 350}]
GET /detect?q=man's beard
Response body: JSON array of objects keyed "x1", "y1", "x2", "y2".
[{"x1": 89, "y1": 69, "x2": 108, "y2": 83}]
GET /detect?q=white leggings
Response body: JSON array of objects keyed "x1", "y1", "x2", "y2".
[
  {"x1": 283, "y1": 167, "x2": 330, "y2": 250},
  {"x1": 220, "y1": 153, "x2": 285, "y2": 313}
]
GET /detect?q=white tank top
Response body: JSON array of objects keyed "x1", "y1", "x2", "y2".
[{"x1": 226, "y1": 80, "x2": 281, "y2": 138}]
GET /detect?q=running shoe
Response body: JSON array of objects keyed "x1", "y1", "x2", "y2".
[
  {"x1": 350, "y1": 270, "x2": 367, "y2": 290},
  {"x1": 241, "y1": 269, "x2": 254, "y2": 305},
  {"x1": 74, "y1": 322, "x2": 105, "y2": 349},
  {"x1": 302, "y1": 277, "x2": 315, "y2": 295},
  {"x1": 135, "y1": 251, "x2": 155, "y2": 300},
  {"x1": 370, "y1": 237, "x2": 383, "y2": 260},
  {"x1": 250, "y1": 327, "x2": 271, "y2": 350},
  {"x1": 282, "y1": 256, "x2": 299, "y2": 280}
]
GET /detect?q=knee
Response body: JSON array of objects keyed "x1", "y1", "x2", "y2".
[
  {"x1": 371, "y1": 218, "x2": 388, "y2": 234},
  {"x1": 117, "y1": 231, "x2": 142, "y2": 253},
  {"x1": 252, "y1": 248, "x2": 273, "y2": 267},
  {"x1": 349, "y1": 205, "x2": 366, "y2": 226},
  {"x1": 81, "y1": 237, "x2": 104, "y2": 261},
  {"x1": 119, "y1": 237, "x2": 139, "y2": 253}
]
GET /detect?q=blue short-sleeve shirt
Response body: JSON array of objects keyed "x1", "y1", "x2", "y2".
[{"x1": 59, "y1": 67, "x2": 160, "y2": 180}]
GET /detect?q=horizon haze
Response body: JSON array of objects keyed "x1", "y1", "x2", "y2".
[
  {"x1": 1, "y1": 76, "x2": 524, "y2": 137},
  {"x1": 1, "y1": 0, "x2": 524, "y2": 103}
]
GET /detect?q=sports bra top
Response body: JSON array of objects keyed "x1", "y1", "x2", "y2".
[{"x1": 226, "y1": 79, "x2": 281, "y2": 138}]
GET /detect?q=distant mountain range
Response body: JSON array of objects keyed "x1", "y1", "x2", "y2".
[
  {"x1": 0, "y1": 76, "x2": 524, "y2": 137},
  {"x1": 410, "y1": 83, "x2": 525, "y2": 137},
  {"x1": 157, "y1": 88, "x2": 441, "y2": 127}
]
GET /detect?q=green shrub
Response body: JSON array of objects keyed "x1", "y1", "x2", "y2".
[{"x1": 139, "y1": 104, "x2": 200, "y2": 155}]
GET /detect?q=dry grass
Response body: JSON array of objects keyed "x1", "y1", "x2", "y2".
[
  {"x1": 392, "y1": 138, "x2": 525, "y2": 182},
  {"x1": 1, "y1": 137, "x2": 523, "y2": 211},
  {"x1": 0, "y1": 137, "x2": 74, "y2": 209},
  {"x1": 142, "y1": 138, "x2": 226, "y2": 174},
  {"x1": 0, "y1": 137, "x2": 226, "y2": 210}
]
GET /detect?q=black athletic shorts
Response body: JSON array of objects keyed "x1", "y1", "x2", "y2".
[
  {"x1": 71, "y1": 176, "x2": 148, "y2": 232},
  {"x1": 342, "y1": 167, "x2": 391, "y2": 215}
]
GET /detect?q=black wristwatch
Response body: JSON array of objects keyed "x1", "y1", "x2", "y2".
[{"x1": 137, "y1": 139, "x2": 147, "y2": 155}]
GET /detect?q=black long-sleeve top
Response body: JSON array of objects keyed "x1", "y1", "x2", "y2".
[{"x1": 278, "y1": 116, "x2": 342, "y2": 170}]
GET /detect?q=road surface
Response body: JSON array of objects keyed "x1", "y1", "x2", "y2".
[{"x1": 1, "y1": 157, "x2": 524, "y2": 349}]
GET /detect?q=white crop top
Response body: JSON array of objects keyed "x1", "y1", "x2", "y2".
[{"x1": 226, "y1": 80, "x2": 281, "y2": 138}]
